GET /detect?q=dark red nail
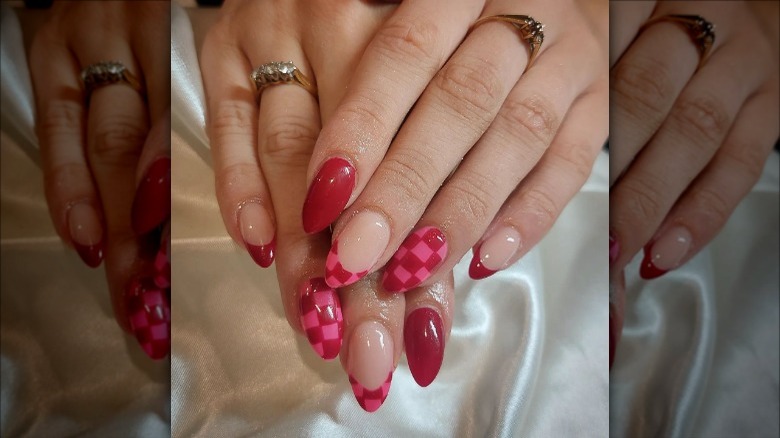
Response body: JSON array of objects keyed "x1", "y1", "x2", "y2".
[
  {"x1": 154, "y1": 225, "x2": 171, "y2": 289},
  {"x1": 74, "y1": 242, "x2": 104, "y2": 268},
  {"x1": 302, "y1": 157, "x2": 355, "y2": 234},
  {"x1": 299, "y1": 278, "x2": 344, "y2": 360},
  {"x1": 639, "y1": 244, "x2": 667, "y2": 279},
  {"x1": 126, "y1": 277, "x2": 171, "y2": 360},
  {"x1": 468, "y1": 245, "x2": 496, "y2": 280},
  {"x1": 609, "y1": 229, "x2": 619, "y2": 267},
  {"x1": 404, "y1": 307, "x2": 444, "y2": 387},
  {"x1": 247, "y1": 237, "x2": 276, "y2": 268},
  {"x1": 132, "y1": 157, "x2": 171, "y2": 235}
]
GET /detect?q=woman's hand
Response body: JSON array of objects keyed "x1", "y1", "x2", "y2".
[
  {"x1": 29, "y1": 1, "x2": 171, "y2": 359},
  {"x1": 609, "y1": 1, "x2": 779, "y2": 279}
]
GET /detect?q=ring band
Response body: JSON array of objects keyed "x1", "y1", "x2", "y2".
[
  {"x1": 250, "y1": 61, "x2": 317, "y2": 97},
  {"x1": 473, "y1": 14, "x2": 545, "y2": 72},
  {"x1": 642, "y1": 14, "x2": 716, "y2": 69},
  {"x1": 81, "y1": 61, "x2": 143, "y2": 98}
]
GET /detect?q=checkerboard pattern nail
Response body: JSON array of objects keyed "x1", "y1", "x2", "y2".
[
  {"x1": 325, "y1": 240, "x2": 368, "y2": 288},
  {"x1": 299, "y1": 278, "x2": 343, "y2": 360},
  {"x1": 349, "y1": 372, "x2": 392, "y2": 413},
  {"x1": 382, "y1": 226, "x2": 447, "y2": 293},
  {"x1": 127, "y1": 278, "x2": 171, "y2": 360}
]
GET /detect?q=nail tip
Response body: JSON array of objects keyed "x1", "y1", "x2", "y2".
[
  {"x1": 75, "y1": 243, "x2": 103, "y2": 268},
  {"x1": 126, "y1": 278, "x2": 171, "y2": 361},
  {"x1": 349, "y1": 372, "x2": 392, "y2": 413},
  {"x1": 246, "y1": 240, "x2": 276, "y2": 268}
]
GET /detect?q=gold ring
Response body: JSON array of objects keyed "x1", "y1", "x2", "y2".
[
  {"x1": 81, "y1": 61, "x2": 144, "y2": 99},
  {"x1": 642, "y1": 14, "x2": 716, "y2": 70},
  {"x1": 473, "y1": 15, "x2": 545, "y2": 73},
  {"x1": 250, "y1": 61, "x2": 317, "y2": 97}
]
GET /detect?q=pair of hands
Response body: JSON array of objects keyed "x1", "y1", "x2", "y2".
[{"x1": 201, "y1": 0, "x2": 607, "y2": 410}]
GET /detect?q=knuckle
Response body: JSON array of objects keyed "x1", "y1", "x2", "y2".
[
  {"x1": 433, "y1": 57, "x2": 503, "y2": 126},
  {"x1": 672, "y1": 95, "x2": 731, "y2": 145},
  {"x1": 339, "y1": 94, "x2": 389, "y2": 136},
  {"x1": 374, "y1": 19, "x2": 441, "y2": 68},
  {"x1": 501, "y1": 94, "x2": 559, "y2": 150},
  {"x1": 611, "y1": 59, "x2": 674, "y2": 118},
  {"x1": 379, "y1": 149, "x2": 437, "y2": 206},
  {"x1": 519, "y1": 186, "x2": 559, "y2": 225},
  {"x1": 261, "y1": 114, "x2": 318, "y2": 165},
  {"x1": 91, "y1": 115, "x2": 146, "y2": 164},
  {"x1": 617, "y1": 174, "x2": 666, "y2": 221},
  {"x1": 41, "y1": 100, "x2": 83, "y2": 139},
  {"x1": 690, "y1": 187, "x2": 732, "y2": 224},
  {"x1": 446, "y1": 175, "x2": 497, "y2": 225}
]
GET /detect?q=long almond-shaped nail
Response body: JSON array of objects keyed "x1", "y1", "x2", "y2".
[
  {"x1": 299, "y1": 278, "x2": 343, "y2": 360},
  {"x1": 609, "y1": 229, "x2": 619, "y2": 267},
  {"x1": 325, "y1": 211, "x2": 390, "y2": 288},
  {"x1": 469, "y1": 227, "x2": 521, "y2": 280},
  {"x1": 132, "y1": 157, "x2": 171, "y2": 235},
  {"x1": 154, "y1": 223, "x2": 171, "y2": 289},
  {"x1": 68, "y1": 202, "x2": 104, "y2": 268},
  {"x1": 302, "y1": 157, "x2": 356, "y2": 234},
  {"x1": 404, "y1": 307, "x2": 444, "y2": 387},
  {"x1": 640, "y1": 226, "x2": 692, "y2": 279},
  {"x1": 239, "y1": 202, "x2": 275, "y2": 267},
  {"x1": 382, "y1": 226, "x2": 447, "y2": 293},
  {"x1": 126, "y1": 277, "x2": 171, "y2": 360},
  {"x1": 348, "y1": 320, "x2": 393, "y2": 412}
]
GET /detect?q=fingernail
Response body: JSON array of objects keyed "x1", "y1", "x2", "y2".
[
  {"x1": 348, "y1": 320, "x2": 393, "y2": 412},
  {"x1": 325, "y1": 211, "x2": 390, "y2": 288},
  {"x1": 609, "y1": 229, "x2": 619, "y2": 267},
  {"x1": 154, "y1": 223, "x2": 171, "y2": 289},
  {"x1": 68, "y1": 202, "x2": 104, "y2": 268},
  {"x1": 239, "y1": 202, "x2": 276, "y2": 268},
  {"x1": 640, "y1": 226, "x2": 692, "y2": 279},
  {"x1": 302, "y1": 157, "x2": 356, "y2": 234},
  {"x1": 126, "y1": 277, "x2": 171, "y2": 360},
  {"x1": 469, "y1": 227, "x2": 521, "y2": 280},
  {"x1": 382, "y1": 226, "x2": 447, "y2": 293},
  {"x1": 404, "y1": 307, "x2": 444, "y2": 387},
  {"x1": 299, "y1": 278, "x2": 344, "y2": 360},
  {"x1": 132, "y1": 157, "x2": 171, "y2": 236}
]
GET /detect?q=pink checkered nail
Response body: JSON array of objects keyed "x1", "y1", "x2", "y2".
[
  {"x1": 382, "y1": 226, "x2": 448, "y2": 293},
  {"x1": 126, "y1": 277, "x2": 171, "y2": 360},
  {"x1": 349, "y1": 372, "x2": 392, "y2": 413},
  {"x1": 299, "y1": 278, "x2": 344, "y2": 360},
  {"x1": 325, "y1": 240, "x2": 368, "y2": 288}
]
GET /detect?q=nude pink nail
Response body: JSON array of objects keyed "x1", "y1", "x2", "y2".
[
  {"x1": 239, "y1": 202, "x2": 275, "y2": 268},
  {"x1": 640, "y1": 226, "x2": 693, "y2": 279},
  {"x1": 68, "y1": 202, "x2": 104, "y2": 268},
  {"x1": 469, "y1": 227, "x2": 521, "y2": 280},
  {"x1": 325, "y1": 211, "x2": 390, "y2": 288},
  {"x1": 348, "y1": 320, "x2": 394, "y2": 412}
]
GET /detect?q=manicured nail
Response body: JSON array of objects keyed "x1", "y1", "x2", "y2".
[
  {"x1": 299, "y1": 278, "x2": 343, "y2": 360},
  {"x1": 68, "y1": 202, "x2": 103, "y2": 268},
  {"x1": 404, "y1": 307, "x2": 444, "y2": 387},
  {"x1": 302, "y1": 157, "x2": 356, "y2": 234},
  {"x1": 382, "y1": 226, "x2": 447, "y2": 293},
  {"x1": 154, "y1": 223, "x2": 171, "y2": 289},
  {"x1": 325, "y1": 211, "x2": 390, "y2": 288},
  {"x1": 126, "y1": 277, "x2": 171, "y2": 360},
  {"x1": 239, "y1": 202, "x2": 275, "y2": 267},
  {"x1": 348, "y1": 320, "x2": 394, "y2": 412},
  {"x1": 640, "y1": 226, "x2": 692, "y2": 279},
  {"x1": 469, "y1": 227, "x2": 521, "y2": 280},
  {"x1": 132, "y1": 157, "x2": 171, "y2": 235},
  {"x1": 609, "y1": 229, "x2": 619, "y2": 267}
]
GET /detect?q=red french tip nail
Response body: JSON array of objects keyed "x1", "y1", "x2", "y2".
[
  {"x1": 126, "y1": 277, "x2": 171, "y2": 360},
  {"x1": 132, "y1": 157, "x2": 171, "y2": 236},
  {"x1": 247, "y1": 237, "x2": 276, "y2": 268},
  {"x1": 404, "y1": 308, "x2": 444, "y2": 387},
  {"x1": 302, "y1": 157, "x2": 356, "y2": 234},
  {"x1": 299, "y1": 278, "x2": 343, "y2": 360},
  {"x1": 349, "y1": 372, "x2": 392, "y2": 412},
  {"x1": 468, "y1": 245, "x2": 496, "y2": 280},
  {"x1": 639, "y1": 244, "x2": 667, "y2": 279},
  {"x1": 609, "y1": 229, "x2": 619, "y2": 267},
  {"x1": 74, "y1": 241, "x2": 104, "y2": 268}
]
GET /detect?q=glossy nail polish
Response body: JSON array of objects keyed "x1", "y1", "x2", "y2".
[
  {"x1": 404, "y1": 307, "x2": 444, "y2": 387},
  {"x1": 68, "y1": 202, "x2": 104, "y2": 268},
  {"x1": 469, "y1": 227, "x2": 521, "y2": 280},
  {"x1": 609, "y1": 229, "x2": 619, "y2": 267},
  {"x1": 348, "y1": 320, "x2": 394, "y2": 412},
  {"x1": 239, "y1": 202, "x2": 276, "y2": 267},
  {"x1": 154, "y1": 224, "x2": 171, "y2": 289},
  {"x1": 132, "y1": 157, "x2": 171, "y2": 235},
  {"x1": 382, "y1": 226, "x2": 447, "y2": 293},
  {"x1": 299, "y1": 278, "x2": 344, "y2": 360},
  {"x1": 126, "y1": 277, "x2": 171, "y2": 360},
  {"x1": 640, "y1": 226, "x2": 692, "y2": 279},
  {"x1": 302, "y1": 157, "x2": 356, "y2": 234},
  {"x1": 325, "y1": 211, "x2": 390, "y2": 288}
]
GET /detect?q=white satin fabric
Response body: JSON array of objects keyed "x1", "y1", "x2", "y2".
[
  {"x1": 171, "y1": 5, "x2": 608, "y2": 437},
  {"x1": 0, "y1": 5, "x2": 169, "y2": 437}
]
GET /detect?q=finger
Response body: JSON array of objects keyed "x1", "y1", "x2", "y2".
[
  {"x1": 29, "y1": 25, "x2": 105, "y2": 267},
  {"x1": 610, "y1": 270, "x2": 626, "y2": 370},
  {"x1": 466, "y1": 87, "x2": 608, "y2": 279},
  {"x1": 129, "y1": 1, "x2": 170, "y2": 124},
  {"x1": 339, "y1": 274, "x2": 405, "y2": 412},
  {"x1": 201, "y1": 25, "x2": 276, "y2": 267},
  {"x1": 403, "y1": 271, "x2": 454, "y2": 387},
  {"x1": 609, "y1": 1, "x2": 655, "y2": 68},
  {"x1": 300, "y1": 0, "x2": 485, "y2": 233},
  {"x1": 638, "y1": 86, "x2": 778, "y2": 278}
]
